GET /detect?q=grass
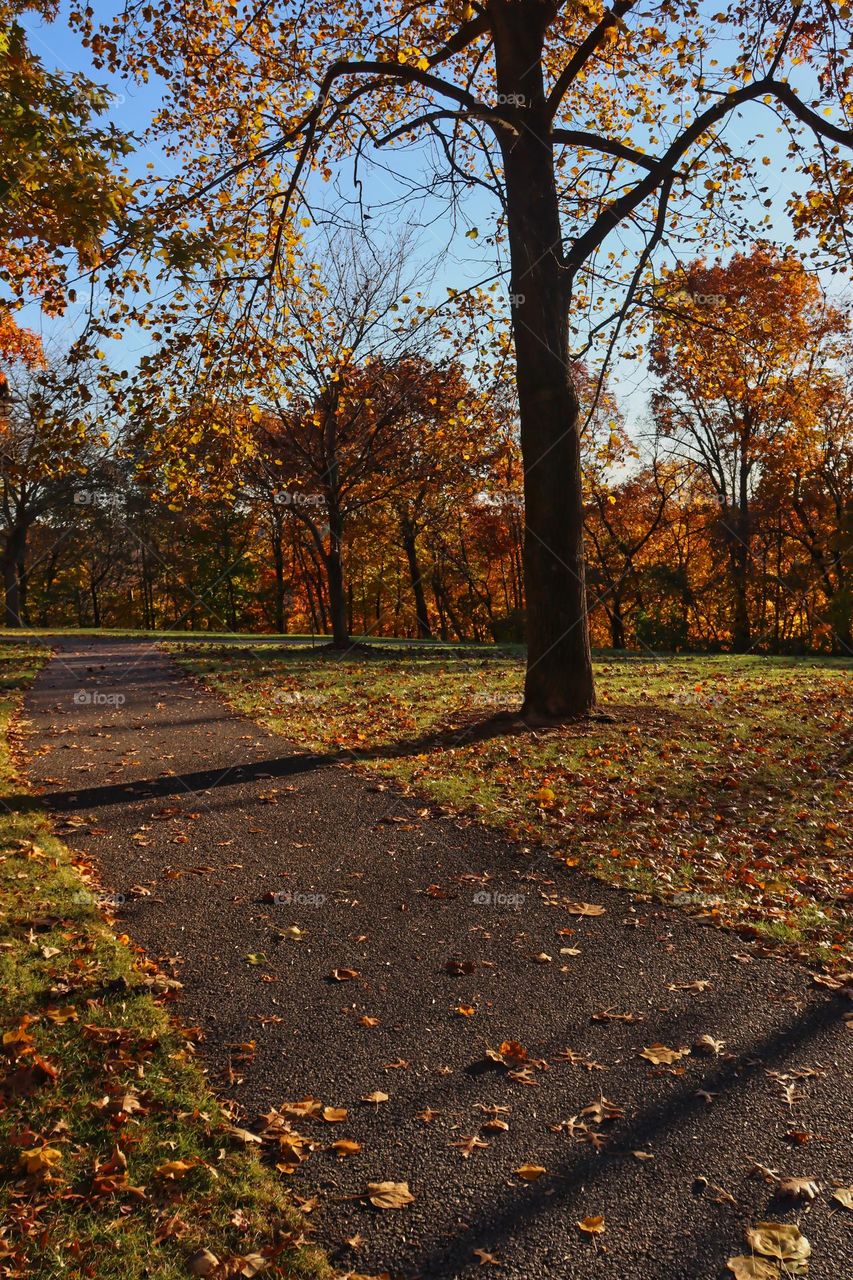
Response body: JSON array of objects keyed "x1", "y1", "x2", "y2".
[
  {"x1": 172, "y1": 644, "x2": 853, "y2": 968},
  {"x1": 0, "y1": 643, "x2": 330, "y2": 1280}
]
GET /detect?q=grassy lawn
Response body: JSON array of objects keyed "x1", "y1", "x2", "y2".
[
  {"x1": 173, "y1": 644, "x2": 852, "y2": 968},
  {"x1": 0, "y1": 644, "x2": 329, "y2": 1280}
]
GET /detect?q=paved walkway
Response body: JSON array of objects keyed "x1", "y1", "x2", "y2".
[{"x1": 20, "y1": 640, "x2": 852, "y2": 1279}]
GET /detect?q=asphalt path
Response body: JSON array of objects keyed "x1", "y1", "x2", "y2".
[{"x1": 19, "y1": 639, "x2": 852, "y2": 1280}]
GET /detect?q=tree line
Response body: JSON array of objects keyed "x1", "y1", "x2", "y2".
[{"x1": 3, "y1": 246, "x2": 850, "y2": 654}]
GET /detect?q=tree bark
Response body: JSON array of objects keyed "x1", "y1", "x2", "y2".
[
  {"x1": 493, "y1": 12, "x2": 595, "y2": 716},
  {"x1": 325, "y1": 537, "x2": 349, "y2": 646},
  {"x1": 2, "y1": 525, "x2": 27, "y2": 628},
  {"x1": 402, "y1": 523, "x2": 432, "y2": 638}
]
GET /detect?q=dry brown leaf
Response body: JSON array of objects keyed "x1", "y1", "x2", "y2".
[
  {"x1": 745, "y1": 1223, "x2": 811, "y2": 1265},
  {"x1": 473, "y1": 1248, "x2": 501, "y2": 1266},
  {"x1": 640, "y1": 1043, "x2": 690, "y2": 1065},
  {"x1": 694, "y1": 1034, "x2": 726, "y2": 1055},
  {"x1": 565, "y1": 901, "x2": 605, "y2": 917},
  {"x1": 155, "y1": 1159, "x2": 196, "y2": 1181},
  {"x1": 832, "y1": 1186, "x2": 853, "y2": 1210},
  {"x1": 366, "y1": 1180, "x2": 415, "y2": 1210},
  {"x1": 360, "y1": 1090, "x2": 389, "y2": 1105},
  {"x1": 329, "y1": 968, "x2": 360, "y2": 982},
  {"x1": 322, "y1": 1106, "x2": 348, "y2": 1123},
  {"x1": 330, "y1": 1139, "x2": 361, "y2": 1158},
  {"x1": 513, "y1": 1163, "x2": 546, "y2": 1181},
  {"x1": 777, "y1": 1176, "x2": 819, "y2": 1200},
  {"x1": 187, "y1": 1248, "x2": 220, "y2": 1276},
  {"x1": 726, "y1": 1258, "x2": 780, "y2": 1280},
  {"x1": 576, "y1": 1215, "x2": 605, "y2": 1235}
]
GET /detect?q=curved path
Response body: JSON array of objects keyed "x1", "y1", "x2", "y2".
[{"x1": 19, "y1": 639, "x2": 853, "y2": 1279}]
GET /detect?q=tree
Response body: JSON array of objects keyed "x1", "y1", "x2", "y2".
[
  {"x1": 651, "y1": 246, "x2": 849, "y2": 651},
  {"x1": 0, "y1": 0, "x2": 130, "y2": 377},
  {"x1": 0, "y1": 358, "x2": 103, "y2": 625},
  {"x1": 83, "y1": 0, "x2": 853, "y2": 714}
]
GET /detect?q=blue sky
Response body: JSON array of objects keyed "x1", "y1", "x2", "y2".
[{"x1": 17, "y1": 3, "x2": 849, "y2": 434}]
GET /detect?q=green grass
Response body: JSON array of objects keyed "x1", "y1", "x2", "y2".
[
  {"x1": 0, "y1": 644, "x2": 330, "y2": 1280},
  {"x1": 172, "y1": 645, "x2": 853, "y2": 968}
]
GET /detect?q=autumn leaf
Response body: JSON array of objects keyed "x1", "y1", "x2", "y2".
[
  {"x1": 513, "y1": 1163, "x2": 546, "y2": 1181},
  {"x1": 726, "y1": 1259, "x2": 780, "y2": 1280},
  {"x1": 330, "y1": 1139, "x2": 361, "y2": 1157},
  {"x1": 329, "y1": 967, "x2": 360, "y2": 981},
  {"x1": 321, "y1": 1106, "x2": 348, "y2": 1122},
  {"x1": 745, "y1": 1223, "x2": 811, "y2": 1265},
  {"x1": 155, "y1": 1159, "x2": 196, "y2": 1180},
  {"x1": 565, "y1": 901, "x2": 606, "y2": 917},
  {"x1": 777, "y1": 1176, "x2": 819, "y2": 1200},
  {"x1": 576, "y1": 1215, "x2": 605, "y2": 1235},
  {"x1": 366, "y1": 1180, "x2": 414, "y2": 1209},
  {"x1": 188, "y1": 1248, "x2": 220, "y2": 1276},
  {"x1": 832, "y1": 1186, "x2": 853, "y2": 1210},
  {"x1": 639, "y1": 1043, "x2": 690, "y2": 1065}
]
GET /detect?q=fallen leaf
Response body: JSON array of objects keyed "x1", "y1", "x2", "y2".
[
  {"x1": 640, "y1": 1043, "x2": 690, "y2": 1065},
  {"x1": 694, "y1": 1034, "x2": 725, "y2": 1055},
  {"x1": 360, "y1": 1090, "x2": 389, "y2": 1105},
  {"x1": 188, "y1": 1248, "x2": 220, "y2": 1276},
  {"x1": 576, "y1": 1215, "x2": 605, "y2": 1235},
  {"x1": 726, "y1": 1258, "x2": 780, "y2": 1280},
  {"x1": 565, "y1": 901, "x2": 605, "y2": 917},
  {"x1": 322, "y1": 1106, "x2": 348, "y2": 1123},
  {"x1": 473, "y1": 1248, "x2": 501, "y2": 1266},
  {"x1": 366, "y1": 1180, "x2": 414, "y2": 1210},
  {"x1": 513, "y1": 1163, "x2": 546, "y2": 1181},
  {"x1": 329, "y1": 968, "x2": 360, "y2": 981},
  {"x1": 745, "y1": 1223, "x2": 811, "y2": 1265},
  {"x1": 777, "y1": 1176, "x2": 819, "y2": 1200},
  {"x1": 330, "y1": 1139, "x2": 361, "y2": 1158},
  {"x1": 155, "y1": 1159, "x2": 196, "y2": 1181},
  {"x1": 832, "y1": 1186, "x2": 853, "y2": 1210}
]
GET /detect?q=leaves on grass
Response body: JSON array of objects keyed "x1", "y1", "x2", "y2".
[{"x1": 155, "y1": 1159, "x2": 196, "y2": 1181}]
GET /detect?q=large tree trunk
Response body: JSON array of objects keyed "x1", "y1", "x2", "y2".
[
  {"x1": 402, "y1": 523, "x2": 432, "y2": 638},
  {"x1": 493, "y1": 12, "x2": 595, "y2": 717},
  {"x1": 325, "y1": 534, "x2": 349, "y2": 647},
  {"x1": 727, "y1": 502, "x2": 751, "y2": 651},
  {"x1": 2, "y1": 526, "x2": 27, "y2": 628}
]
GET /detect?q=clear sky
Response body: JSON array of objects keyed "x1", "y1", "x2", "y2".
[{"x1": 17, "y1": 2, "x2": 850, "y2": 437}]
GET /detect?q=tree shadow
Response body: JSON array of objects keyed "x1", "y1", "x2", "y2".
[{"x1": 401, "y1": 991, "x2": 846, "y2": 1279}]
